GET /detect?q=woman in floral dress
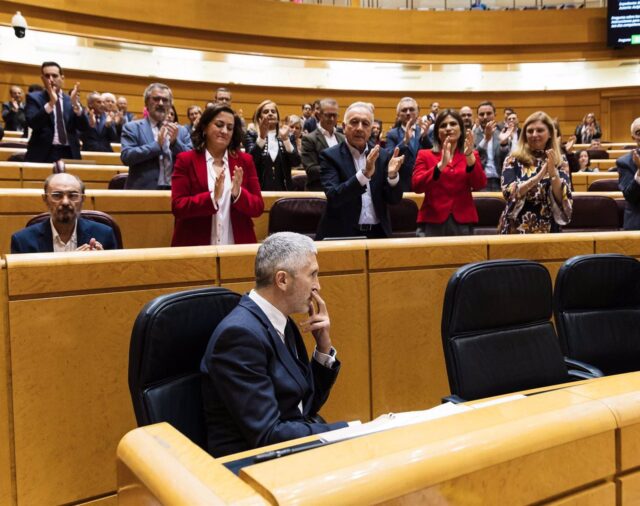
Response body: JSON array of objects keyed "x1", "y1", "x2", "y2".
[{"x1": 499, "y1": 111, "x2": 573, "y2": 234}]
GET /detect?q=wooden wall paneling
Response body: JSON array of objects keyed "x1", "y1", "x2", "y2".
[{"x1": 367, "y1": 237, "x2": 489, "y2": 415}]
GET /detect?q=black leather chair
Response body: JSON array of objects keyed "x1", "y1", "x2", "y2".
[
  {"x1": 291, "y1": 174, "x2": 307, "y2": 191},
  {"x1": 268, "y1": 197, "x2": 326, "y2": 239},
  {"x1": 473, "y1": 196, "x2": 504, "y2": 235},
  {"x1": 26, "y1": 209, "x2": 124, "y2": 248},
  {"x1": 554, "y1": 254, "x2": 640, "y2": 375},
  {"x1": 128, "y1": 287, "x2": 241, "y2": 449},
  {"x1": 587, "y1": 149, "x2": 608, "y2": 160},
  {"x1": 389, "y1": 198, "x2": 418, "y2": 238},
  {"x1": 441, "y1": 259, "x2": 602, "y2": 401},
  {"x1": 562, "y1": 195, "x2": 620, "y2": 232},
  {"x1": 108, "y1": 173, "x2": 128, "y2": 189},
  {"x1": 587, "y1": 179, "x2": 619, "y2": 192}
]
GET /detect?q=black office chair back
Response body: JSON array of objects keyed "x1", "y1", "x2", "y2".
[
  {"x1": 108, "y1": 173, "x2": 128, "y2": 189},
  {"x1": 554, "y1": 254, "x2": 640, "y2": 375},
  {"x1": 389, "y1": 198, "x2": 418, "y2": 238},
  {"x1": 268, "y1": 197, "x2": 326, "y2": 239},
  {"x1": 441, "y1": 259, "x2": 568, "y2": 401},
  {"x1": 128, "y1": 287, "x2": 241, "y2": 449}
]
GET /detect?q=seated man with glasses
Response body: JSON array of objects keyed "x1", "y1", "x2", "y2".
[
  {"x1": 618, "y1": 117, "x2": 640, "y2": 231},
  {"x1": 10, "y1": 173, "x2": 118, "y2": 253}
]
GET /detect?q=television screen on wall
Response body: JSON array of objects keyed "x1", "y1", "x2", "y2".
[{"x1": 608, "y1": 0, "x2": 640, "y2": 47}]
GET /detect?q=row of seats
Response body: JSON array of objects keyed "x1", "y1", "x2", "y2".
[
  {"x1": 442, "y1": 254, "x2": 640, "y2": 402},
  {"x1": 270, "y1": 194, "x2": 625, "y2": 239}
]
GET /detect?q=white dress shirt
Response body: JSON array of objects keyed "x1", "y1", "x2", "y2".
[
  {"x1": 318, "y1": 125, "x2": 338, "y2": 148},
  {"x1": 44, "y1": 97, "x2": 65, "y2": 146},
  {"x1": 206, "y1": 150, "x2": 235, "y2": 245},
  {"x1": 347, "y1": 142, "x2": 399, "y2": 226},
  {"x1": 478, "y1": 134, "x2": 498, "y2": 178},
  {"x1": 50, "y1": 218, "x2": 78, "y2": 252}
]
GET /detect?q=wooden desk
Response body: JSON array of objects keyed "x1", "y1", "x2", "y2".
[
  {"x1": 116, "y1": 373, "x2": 640, "y2": 505},
  {"x1": 0, "y1": 147, "x2": 123, "y2": 165}
]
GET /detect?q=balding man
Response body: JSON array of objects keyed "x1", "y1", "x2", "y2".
[
  {"x1": 81, "y1": 91, "x2": 117, "y2": 152},
  {"x1": 618, "y1": 117, "x2": 640, "y2": 230},
  {"x1": 11, "y1": 173, "x2": 118, "y2": 253},
  {"x1": 316, "y1": 102, "x2": 406, "y2": 240},
  {"x1": 214, "y1": 87, "x2": 232, "y2": 106},
  {"x1": 3, "y1": 85, "x2": 26, "y2": 133},
  {"x1": 120, "y1": 83, "x2": 192, "y2": 189},
  {"x1": 301, "y1": 98, "x2": 345, "y2": 191}
]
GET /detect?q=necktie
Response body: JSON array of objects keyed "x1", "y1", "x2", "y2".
[
  {"x1": 55, "y1": 98, "x2": 68, "y2": 145},
  {"x1": 160, "y1": 137, "x2": 173, "y2": 186}
]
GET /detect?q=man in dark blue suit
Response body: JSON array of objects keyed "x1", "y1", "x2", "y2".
[
  {"x1": 25, "y1": 61, "x2": 89, "y2": 163},
  {"x1": 80, "y1": 92, "x2": 117, "y2": 152},
  {"x1": 11, "y1": 173, "x2": 118, "y2": 254},
  {"x1": 120, "y1": 83, "x2": 192, "y2": 189},
  {"x1": 201, "y1": 232, "x2": 347, "y2": 457},
  {"x1": 618, "y1": 117, "x2": 640, "y2": 230},
  {"x1": 316, "y1": 102, "x2": 407, "y2": 240}
]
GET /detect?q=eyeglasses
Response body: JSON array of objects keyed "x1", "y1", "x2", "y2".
[
  {"x1": 47, "y1": 191, "x2": 83, "y2": 202},
  {"x1": 400, "y1": 107, "x2": 416, "y2": 113},
  {"x1": 150, "y1": 96, "x2": 170, "y2": 103}
]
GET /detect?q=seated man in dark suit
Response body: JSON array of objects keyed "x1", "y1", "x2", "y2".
[
  {"x1": 2, "y1": 85, "x2": 26, "y2": 134},
  {"x1": 301, "y1": 98, "x2": 345, "y2": 191},
  {"x1": 120, "y1": 83, "x2": 192, "y2": 189},
  {"x1": 316, "y1": 102, "x2": 407, "y2": 240},
  {"x1": 11, "y1": 173, "x2": 118, "y2": 253},
  {"x1": 618, "y1": 117, "x2": 640, "y2": 230},
  {"x1": 201, "y1": 232, "x2": 348, "y2": 457},
  {"x1": 25, "y1": 61, "x2": 89, "y2": 162}
]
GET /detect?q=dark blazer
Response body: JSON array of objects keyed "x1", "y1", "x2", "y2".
[
  {"x1": 80, "y1": 113, "x2": 117, "y2": 152},
  {"x1": 384, "y1": 124, "x2": 432, "y2": 190},
  {"x1": 10, "y1": 218, "x2": 118, "y2": 254},
  {"x1": 171, "y1": 150, "x2": 264, "y2": 246},
  {"x1": 25, "y1": 90, "x2": 90, "y2": 162},
  {"x1": 200, "y1": 295, "x2": 346, "y2": 457},
  {"x1": 473, "y1": 127, "x2": 505, "y2": 179},
  {"x1": 2, "y1": 101, "x2": 26, "y2": 132},
  {"x1": 617, "y1": 152, "x2": 640, "y2": 230},
  {"x1": 120, "y1": 118, "x2": 192, "y2": 189},
  {"x1": 244, "y1": 130, "x2": 301, "y2": 191},
  {"x1": 300, "y1": 128, "x2": 345, "y2": 191},
  {"x1": 316, "y1": 142, "x2": 404, "y2": 240}
]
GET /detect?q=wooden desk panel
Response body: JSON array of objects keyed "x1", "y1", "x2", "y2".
[
  {"x1": 0, "y1": 148, "x2": 123, "y2": 165},
  {"x1": 618, "y1": 472, "x2": 640, "y2": 506},
  {"x1": 545, "y1": 482, "x2": 615, "y2": 506},
  {"x1": 0, "y1": 267, "x2": 12, "y2": 506},
  {"x1": 9, "y1": 284, "x2": 213, "y2": 505}
]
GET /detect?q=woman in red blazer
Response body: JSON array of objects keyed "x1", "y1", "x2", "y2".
[
  {"x1": 171, "y1": 105, "x2": 264, "y2": 246},
  {"x1": 412, "y1": 109, "x2": 487, "y2": 236}
]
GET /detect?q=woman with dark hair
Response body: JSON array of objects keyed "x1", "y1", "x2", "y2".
[
  {"x1": 499, "y1": 111, "x2": 573, "y2": 234},
  {"x1": 244, "y1": 99, "x2": 301, "y2": 191},
  {"x1": 577, "y1": 149, "x2": 598, "y2": 172},
  {"x1": 574, "y1": 112, "x2": 602, "y2": 144},
  {"x1": 167, "y1": 104, "x2": 179, "y2": 124},
  {"x1": 171, "y1": 105, "x2": 264, "y2": 246},
  {"x1": 412, "y1": 109, "x2": 486, "y2": 236}
]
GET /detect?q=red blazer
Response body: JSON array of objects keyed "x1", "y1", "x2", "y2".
[
  {"x1": 412, "y1": 149, "x2": 487, "y2": 224},
  {"x1": 171, "y1": 150, "x2": 264, "y2": 246}
]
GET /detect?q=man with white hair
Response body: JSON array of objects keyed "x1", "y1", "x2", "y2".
[
  {"x1": 201, "y1": 232, "x2": 347, "y2": 457},
  {"x1": 316, "y1": 102, "x2": 407, "y2": 239},
  {"x1": 617, "y1": 117, "x2": 640, "y2": 230}
]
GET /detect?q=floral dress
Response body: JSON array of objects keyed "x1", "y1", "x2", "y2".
[{"x1": 498, "y1": 154, "x2": 573, "y2": 234}]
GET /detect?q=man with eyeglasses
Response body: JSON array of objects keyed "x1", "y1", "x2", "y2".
[
  {"x1": 617, "y1": 117, "x2": 640, "y2": 230},
  {"x1": 301, "y1": 98, "x2": 345, "y2": 191},
  {"x1": 25, "y1": 61, "x2": 90, "y2": 163},
  {"x1": 316, "y1": 102, "x2": 407, "y2": 240},
  {"x1": 384, "y1": 97, "x2": 432, "y2": 190},
  {"x1": 120, "y1": 83, "x2": 192, "y2": 189},
  {"x1": 10, "y1": 173, "x2": 118, "y2": 253}
]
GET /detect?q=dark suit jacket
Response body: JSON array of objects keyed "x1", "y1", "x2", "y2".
[
  {"x1": 171, "y1": 150, "x2": 264, "y2": 246},
  {"x1": 244, "y1": 130, "x2": 300, "y2": 191},
  {"x1": 617, "y1": 152, "x2": 640, "y2": 230},
  {"x1": 10, "y1": 218, "x2": 118, "y2": 254},
  {"x1": 120, "y1": 118, "x2": 192, "y2": 189},
  {"x1": 2, "y1": 102, "x2": 26, "y2": 132},
  {"x1": 200, "y1": 295, "x2": 346, "y2": 457},
  {"x1": 80, "y1": 113, "x2": 117, "y2": 152},
  {"x1": 384, "y1": 124, "x2": 432, "y2": 191},
  {"x1": 25, "y1": 90, "x2": 90, "y2": 162},
  {"x1": 300, "y1": 128, "x2": 345, "y2": 191},
  {"x1": 473, "y1": 127, "x2": 505, "y2": 180},
  {"x1": 316, "y1": 142, "x2": 404, "y2": 240}
]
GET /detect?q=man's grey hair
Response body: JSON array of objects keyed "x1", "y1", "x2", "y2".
[
  {"x1": 319, "y1": 98, "x2": 338, "y2": 111},
  {"x1": 143, "y1": 83, "x2": 172, "y2": 104},
  {"x1": 396, "y1": 97, "x2": 418, "y2": 114},
  {"x1": 631, "y1": 117, "x2": 640, "y2": 135},
  {"x1": 255, "y1": 232, "x2": 317, "y2": 288},
  {"x1": 344, "y1": 101, "x2": 374, "y2": 123}
]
